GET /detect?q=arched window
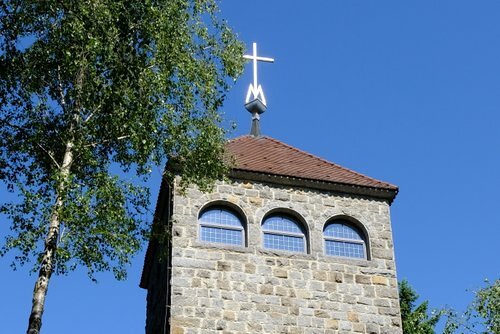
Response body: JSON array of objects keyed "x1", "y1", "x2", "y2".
[
  {"x1": 324, "y1": 220, "x2": 367, "y2": 259},
  {"x1": 262, "y1": 214, "x2": 307, "y2": 253},
  {"x1": 199, "y1": 206, "x2": 245, "y2": 246}
]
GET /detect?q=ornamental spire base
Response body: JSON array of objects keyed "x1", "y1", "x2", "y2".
[
  {"x1": 249, "y1": 112, "x2": 262, "y2": 137},
  {"x1": 246, "y1": 98, "x2": 266, "y2": 137}
]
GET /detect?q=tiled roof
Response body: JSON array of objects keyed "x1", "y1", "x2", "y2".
[{"x1": 225, "y1": 135, "x2": 397, "y2": 191}]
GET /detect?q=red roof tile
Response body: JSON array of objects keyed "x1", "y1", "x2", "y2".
[{"x1": 225, "y1": 136, "x2": 397, "y2": 191}]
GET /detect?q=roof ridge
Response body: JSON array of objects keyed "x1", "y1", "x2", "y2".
[
  {"x1": 227, "y1": 134, "x2": 253, "y2": 142},
  {"x1": 259, "y1": 136, "x2": 397, "y2": 189}
]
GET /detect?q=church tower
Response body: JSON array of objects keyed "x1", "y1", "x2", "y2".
[{"x1": 140, "y1": 43, "x2": 402, "y2": 334}]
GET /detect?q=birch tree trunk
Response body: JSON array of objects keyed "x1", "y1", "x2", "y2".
[{"x1": 27, "y1": 142, "x2": 74, "y2": 334}]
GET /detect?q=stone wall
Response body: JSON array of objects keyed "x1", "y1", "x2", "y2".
[{"x1": 164, "y1": 178, "x2": 401, "y2": 334}]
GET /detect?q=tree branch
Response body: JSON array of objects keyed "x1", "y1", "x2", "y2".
[
  {"x1": 36, "y1": 143, "x2": 61, "y2": 169},
  {"x1": 56, "y1": 65, "x2": 67, "y2": 113},
  {"x1": 84, "y1": 135, "x2": 130, "y2": 148}
]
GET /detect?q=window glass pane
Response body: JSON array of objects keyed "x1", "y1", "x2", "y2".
[
  {"x1": 324, "y1": 222, "x2": 363, "y2": 240},
  {"x1": 199, "y1": 207, "x2": 244, "y2": 246},
  {"x1": 325, "y1": 240, "x2": 364, "y2": 258},
  {"x1": 262, "y1": 215, "x2": 303, "y2": 234},
  {"x1": 200, "y1": 208, "x2": 242, "y2": 227},
  {"x1": 264, "y1": 233, "x2": 304, "y2": 253},
  {"x1": 201, "y1": 226, "x2": 242, "y2": 245}
]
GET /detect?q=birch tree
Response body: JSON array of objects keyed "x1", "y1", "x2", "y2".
[
  {"x1": 0, "y1": 1, "x2": 244, "y2": 333},
  {"x1": 443, "y1": 279, "x2": 499, "y2": 334}
]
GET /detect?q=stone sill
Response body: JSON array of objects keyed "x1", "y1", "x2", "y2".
[
  {"x1": 190, "y1": 242, "x2": 384, "y2": 269},
  {"x1": 193, "y1": 241, "x2": 253, "y2": 254}
]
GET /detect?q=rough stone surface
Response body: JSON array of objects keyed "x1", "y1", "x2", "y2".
[{"x1": 146, "y1": 178, "x2": 402, "y2": 334}]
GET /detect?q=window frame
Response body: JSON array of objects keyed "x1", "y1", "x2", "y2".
[
  {"x1": 323, "y1": 220, "x2": 368, "y2": 260},
  {"x1": 262, "y1": 213, "x2": 307, "y2": 253},
  {"x1": 198, "y1": 205, "x2": 245, "y2": 247}
]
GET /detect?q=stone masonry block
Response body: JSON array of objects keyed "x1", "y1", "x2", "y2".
[{"x1": 372, "y1": 276, "x2": 388, "y2": 285}]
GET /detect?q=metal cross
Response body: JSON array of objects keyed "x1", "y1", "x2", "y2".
[{"x1": 243, "y1": 42, "x2": 274, "y2": 106}]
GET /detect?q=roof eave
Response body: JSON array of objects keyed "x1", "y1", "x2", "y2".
[{"x1": 229, "y1": 169, "x2": 399, "y2": 204}]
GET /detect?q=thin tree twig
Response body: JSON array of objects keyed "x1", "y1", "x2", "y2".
[{"x1": 83, "y1": 111, "x2": 95, "y2": 124}]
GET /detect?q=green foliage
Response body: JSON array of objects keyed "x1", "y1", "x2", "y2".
[
  {"x1": 475, "y1": 279, "x2": 500, "y2": 333},
  {"x1": 443, "y1": 279, "x2": 499, "y2": 334},
  {"x1": 399, "y1": 280, "x2": 442, "y2": 334},
  {"x1": 0, "y1": 0, "x2": 244, "y2": 279}
]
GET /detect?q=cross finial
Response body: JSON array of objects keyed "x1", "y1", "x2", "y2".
[
  {"x1": 243, "y1": 42, "x2": 274, "y2": 107},
  {"x1": 243, "y1": 42, "x2": 274, "y2": 136}
]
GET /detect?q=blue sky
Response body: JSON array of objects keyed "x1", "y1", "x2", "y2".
[{"x1": 1, "y1": 1, "x2": 499, "y2": 333}]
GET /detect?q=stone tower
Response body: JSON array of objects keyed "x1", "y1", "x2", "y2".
[{"x1": 140, "y1": 135, "x2": 401, "y2": 333}]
